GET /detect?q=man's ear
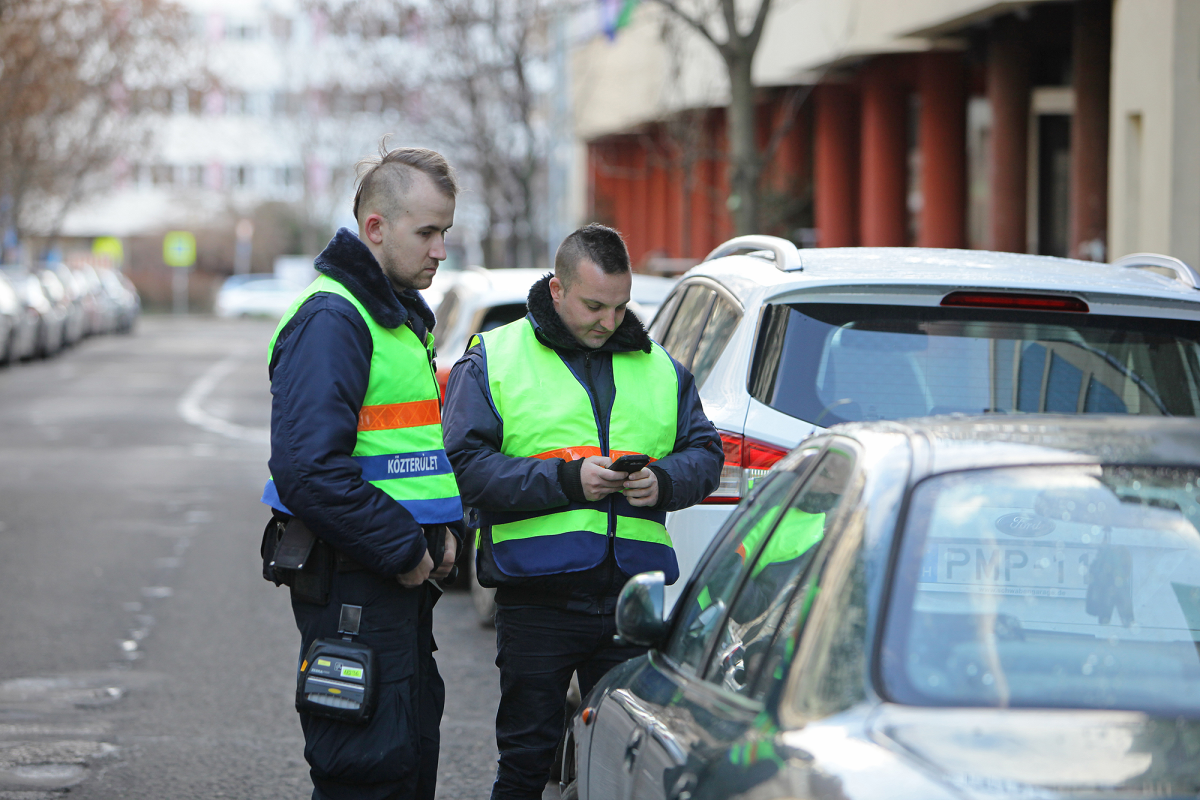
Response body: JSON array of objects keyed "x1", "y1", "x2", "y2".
[
  {"x1": 549, "y1": 275, "x2": 564, "y2": 303},
  {"x1": 362, "y1": 213, "x2": 386, "y2": 245}
]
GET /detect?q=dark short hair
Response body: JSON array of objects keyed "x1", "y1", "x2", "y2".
[
  {"x1": 554, "y1": 223, "x2": 631, "y2": 287},
  {"x1": 353, "y1": 142, "x2": 458, "y2": 222}
]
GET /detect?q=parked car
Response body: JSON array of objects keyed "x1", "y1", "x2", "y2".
[
  {"x1": 0, "y1": 265, "x2": 64, "y2": 358},
  {"x1": 434, "y1": 267, "x2": 679, "y2": 394},
  {"x1": 38, "y1": 264, "x2": 86, "y2": 346},
  {"x1": 650, "y1": 237, "x2": 1200, "y2": 609},
  {"x1": 213, "y1": 274, "x2": 305, "y2": 318},
  {"x1": 565, "y1": 415, "x2": 1200, "y2": 800},
  {"x1": 72, "y1": 263, "x2": 118, "y2": 335},
  {"x1": 432, "y1": 266, "x2": 680, "y2": 622},
  {"x1": 99, "y1": 268, "x2": 140, "y2": 333},
  {"x1": 0, "y1": 272, "x2": 23, "y2": 364}
]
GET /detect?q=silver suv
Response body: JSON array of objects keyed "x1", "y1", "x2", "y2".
[{"x1": 650, "y1": 237, "x2": 1200, "y2": 607}]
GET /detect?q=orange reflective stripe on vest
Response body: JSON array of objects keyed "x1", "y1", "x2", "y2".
[
  {"x1": 357, "y1": 399, "x2": 442, "y2": 431},
  {"x1": 529, "y1": 446, "x2": 654, "y2": 461}
]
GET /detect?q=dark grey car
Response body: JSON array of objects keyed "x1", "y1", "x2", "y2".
[{"x1": 566, "y1": 416, "x2": 1200, "y2": 800}]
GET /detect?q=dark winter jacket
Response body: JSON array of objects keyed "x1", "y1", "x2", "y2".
[
  {"x1": 267, "y1": 227, "x2": 464, "y2": 578},
  {"x1": 442, "y1": 274, "x2": 723, "y2": 613}
]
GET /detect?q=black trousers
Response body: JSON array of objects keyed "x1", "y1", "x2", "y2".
[
  {"x1": 491, "y1": 605, "x2": 646, "y2": 800},
  {"x1": 292, "y1": 570, "x2": 444, "y2": 800}
]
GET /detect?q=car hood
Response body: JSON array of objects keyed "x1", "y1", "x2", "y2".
[{"x1": 868, "y1": 704, "x2": 1200, "y2": 797}]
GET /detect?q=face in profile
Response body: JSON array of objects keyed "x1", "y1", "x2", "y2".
[
  {"x1": 550, "y1": 258, "x2": 631, "y2": 348},
  {"x1": 372, "y1": 171, "x2": 455, "y2": 292}
]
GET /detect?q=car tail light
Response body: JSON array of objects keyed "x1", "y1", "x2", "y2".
[
  {"x1": 436, "y1": 366, "x2": 450, "y2": 401},
  {"x1": 941, "y1": 291, "x2": 1089, "y2": 313},
  {"x1": 704, "y1": 431, "x2": 789, "y2": 504}
]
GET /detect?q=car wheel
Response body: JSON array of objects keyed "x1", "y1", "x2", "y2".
[
  {"x1": 467, "y1": 538, "x2": 497, "y2": 627},
  {"x1": 557, "y1": 723, "x2": 578, "y2": 800},
  {"x1": 551, "y1": 673, "x2": 581, "y2": 782},
  {"x1": 0, "y1": 327, "x2": 13, "y2": 366}
]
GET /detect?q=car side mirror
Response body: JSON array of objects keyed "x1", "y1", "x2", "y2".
[{"x1": 616, "y1": 571, "x2": 667, "y2": 648}]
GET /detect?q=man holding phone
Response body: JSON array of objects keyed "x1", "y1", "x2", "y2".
[{"x1": 442, "y1": 223, "x2": 722, "y2": 800}]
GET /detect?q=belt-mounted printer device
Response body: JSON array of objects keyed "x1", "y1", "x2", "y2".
[{"x1": 296, "y1": 604, "x2": 377, "y2": 724}]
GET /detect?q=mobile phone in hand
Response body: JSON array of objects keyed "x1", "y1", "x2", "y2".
[{"x1": 609, "y1": 453, "x2": 650, "y2": 473}]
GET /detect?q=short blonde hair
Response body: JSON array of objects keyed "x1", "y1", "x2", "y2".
[{"x1": 353, "y1": 143, "x2": 458, "y2": 222}]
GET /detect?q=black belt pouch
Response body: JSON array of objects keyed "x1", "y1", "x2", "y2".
[{"x1": 263, "y1": 516, "x2": 332, "y2": 606}]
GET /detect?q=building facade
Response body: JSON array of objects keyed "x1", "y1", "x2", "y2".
[{"x1": 571, "y1": 0, "x2": 1200, "y2": 269}]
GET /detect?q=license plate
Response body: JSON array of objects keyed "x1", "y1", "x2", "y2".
[{"x1": 919, "y1": 541, "x2": 1096, "y2": 598}]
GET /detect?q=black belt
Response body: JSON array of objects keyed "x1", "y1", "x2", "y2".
[{"x1": 494, "y1": 586, "x2": 617, "y2": 615}]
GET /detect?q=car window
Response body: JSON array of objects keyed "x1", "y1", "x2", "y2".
[
  {"x1": 689, "y1": 296, "x2": 741, "y2": 388},
  {"x1": 750, "y1": 303, "x2": 1200, "y2": 425},
  {"x1": 665, "y1": 448, "x2": 821, "y2": 673},
  {"x1": 478, "y1": 303, "x2": 527, "y2": 333},
  {"x1": 660, "y1": 284, "x2": 715, "y2": 369},
  {"x1": 648, "y1": 289, "x2": 683, "y2": 343},
  {"x1": 432, "y1": 289, "x2": 460, "y2": 344},
  {"x1": 883, "y1": 465, "x2": 1200, "y2": 713},
  {"x1": 704, "y1": 448, "x2": 854, "y2": 696}
]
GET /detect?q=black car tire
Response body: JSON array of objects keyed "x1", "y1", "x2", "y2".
[{"x1": 0, "y1": 328, "x2": 12, "y2": 366}]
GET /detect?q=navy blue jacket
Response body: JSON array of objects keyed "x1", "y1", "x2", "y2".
[
  {"x1": 442, "y1": 274, "x2": 723, "y2": 611},
  {"x1": 267, "y1": 228, "x2": 463, "y2": 578}
]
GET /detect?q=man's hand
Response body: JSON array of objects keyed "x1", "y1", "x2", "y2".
[
  {"x1": 581, "y1": 456, "x2": 628, "y2": 502},
  {"x1": 431, "y1": 527, "x2": 457, "y2": 579},
  {"x1": 623, "y1": 467, "x2": 659, "y2": 507},
  {"x1": 397, "y1": 549, "x2": 434, "y2": 588}
]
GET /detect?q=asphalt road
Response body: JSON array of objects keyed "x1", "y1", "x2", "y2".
[{"x1": 0, "y1": 316, "x2": 512, "y2": 800}]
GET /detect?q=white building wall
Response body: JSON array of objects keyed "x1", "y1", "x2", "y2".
[
  {"x1": 62, "y1": 0, "x2": 416, "y2": 240},
  {"x1": 1109, "y1": 0, "x2": 1200, "y2": 266}
]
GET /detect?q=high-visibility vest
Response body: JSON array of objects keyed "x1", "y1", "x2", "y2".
[
  {"x1": 476, "y1": 317, "x2": 680, "y2": 582},
  {"x1": 260, "y1": 274, "x2": 462, "y2": 525}
]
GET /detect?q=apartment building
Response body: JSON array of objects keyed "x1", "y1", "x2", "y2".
[
  {"x1": 571, "y1": 0, "x2": 1200, "y2": 269},
  {"x1": 55, "y1": 0, "x2": 421, "y2": 307}
]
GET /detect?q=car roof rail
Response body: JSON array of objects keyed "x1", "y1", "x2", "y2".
[
  {"x1": 704, "y1": 235, "x2": 803, "y2": 272},
  {"x1": 1111, "y1": 252, "x2": 1200, "y2": 289}
]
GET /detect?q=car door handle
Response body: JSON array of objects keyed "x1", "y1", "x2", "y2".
[{"x1": 623, "y1": 728, "x2": 644, "y2": 773}]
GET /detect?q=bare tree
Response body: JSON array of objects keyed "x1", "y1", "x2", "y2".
[
  {"x1": 293, "y1": 2, "x2": 419, "y2": 251},
  {"x1": 309, "y1": 0, "x2": 560, "y2": 269},
  {"x1": 652, "y1": 0, "x2": 773, "y2": 235},
  {"x1": 425, "y1": 0, "x2": 555, "y2": 268},
  {"x1": 0, "y1": 0, "x2": 188, "y2": 257}
]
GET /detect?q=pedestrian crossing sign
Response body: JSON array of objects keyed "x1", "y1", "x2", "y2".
[{"x1": 163, "y1": 231, "x2": 196, "y2": 268}]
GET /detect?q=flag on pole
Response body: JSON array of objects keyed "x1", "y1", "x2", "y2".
[{"x1": 601, "y1": 0, "x2": 639, "y2": 40}]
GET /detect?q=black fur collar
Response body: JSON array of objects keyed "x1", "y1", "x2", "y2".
[
  {"x1": 526, "y1": 274, "x2": 651, "y2": 354},
  {"x1": 313, "y1": 227, "x2": 436, "y2": 332}
]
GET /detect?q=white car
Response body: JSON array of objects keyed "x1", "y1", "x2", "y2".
[
  {"x1": 432, "y1": 267, "x2": 676, "y2": 395},
  {"x1": 213, "y1": 275, "x2": 305, "y2": 318},
  {"x1": 651, "y1": 236, "x2": 1200, "y2": 609}
]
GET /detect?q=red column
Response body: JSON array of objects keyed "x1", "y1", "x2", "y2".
[
  {"x1": 988, "y1": 18, "x2": 1031, "y2": 253},
  {"x1": 917, "y1": 51, "x2": 967, "y2": 248},
  {"x1": 647, "y1": 145, "x2": 667, "y2": 260},
  {"x1": 1070, "y1": 0, "x2": 1111, "y2": 259},
  {"x1": 859, "y1": 58, "x2": 909, "y2": 246},
  {"x1": 613, "y1": 140, "x2": 635, "y2": 254},
  {"x1": 589, "y1": 141, "x2": 616, "y2": 227},
  {"x1": 814, "y1": 83, "x2": 859, "y2": 247}
]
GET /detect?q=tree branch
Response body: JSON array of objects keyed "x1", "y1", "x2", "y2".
[{"x1": 652, "y1": 0, "x2": 722, "y2": 52}]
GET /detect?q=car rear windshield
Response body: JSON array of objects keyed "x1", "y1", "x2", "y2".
[
  {"x1": 750, "y1": 303, "x2": 1200, "y2": 424},
  {"x1": 882, "y1": 465, "x2": 1200, "y2": 713}
]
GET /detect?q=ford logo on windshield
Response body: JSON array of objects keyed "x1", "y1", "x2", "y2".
[{"x1": 995, "y1": 513, "x2": 1055, "y2": 537}]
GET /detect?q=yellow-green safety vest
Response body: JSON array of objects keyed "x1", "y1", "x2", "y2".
[
  {"x1": 260, "y1": 274, "x2": 462, "y2": 525},
  {"x1": 476, "y1": 317, "x2": 681, "y2": 581}
]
